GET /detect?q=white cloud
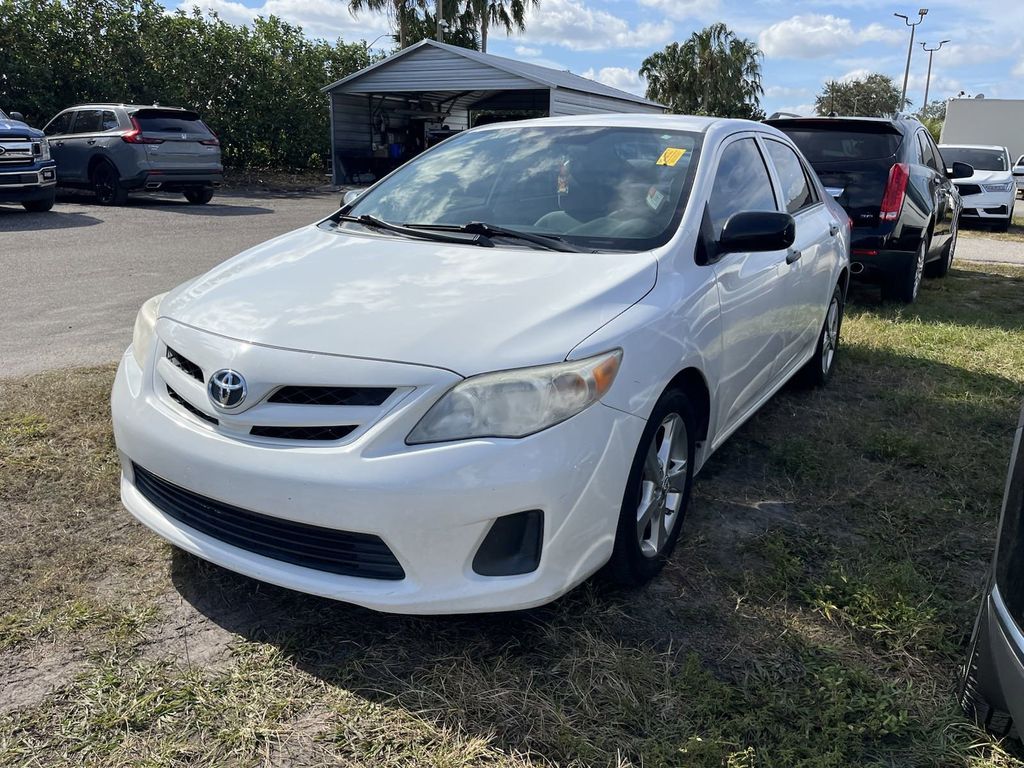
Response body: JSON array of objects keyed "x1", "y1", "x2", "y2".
[
  {"x1": 765, "y1": 85, "x2": 811, "y2": 99},
  {"x1": 581, "y1": 66, "x2": 646, "y2": 96},
  {"x1": 838, "y1": 68, "x2": 872, "y2": 83},
  {"x1": 759, "y1": 14, "x2": 901, "y2": 59},
  {"x1": 636, "y1": 0, "x2": 718, "y2": 21},
  {"x1": 1014, "y1": 57, "x2": 1024, "y2": 78},
  {"x1": 519, "y1": 0, "x2": 674, "y2": 51},
  {"x1": 514, "y1": 45, "x2": 542, "y2": 57},
  {"x1": 181, "y1": 0, "x2": 389, "y2": 42}
]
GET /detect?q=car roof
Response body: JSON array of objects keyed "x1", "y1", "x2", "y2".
[
  {"x1": 471, "y1": 113, "x2": 792, "y2": 143},
  {"x1": 765, "y1": 115, "x2": 922, "y2": 133},
  {"x1": 938, "y1": 143, "x2": 1008, "y2": 152},
  {"x1": 67, "y1": 103, "x2": 196, "y2": 113}
]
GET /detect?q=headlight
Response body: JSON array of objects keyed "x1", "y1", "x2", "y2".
[
  {"x1": 131, "y1": 293, "x2": 167, "y2": 368},
  {"x1": 407, "y1": 350, "x2": 622, "y2": 444},
  {"x1": 39, "y1": 139, "x2": 50, "y2": 161},
  {"x1": 983, "y1": 182, "x2": 1014, "y2": 193}
]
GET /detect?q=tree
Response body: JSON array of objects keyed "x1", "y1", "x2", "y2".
[
  {"x1": 467, "y1": 0, "x2": 538, "y2": 53},
  {"x1": 349, "y1": 0, "x2": 413, "y2": 48},
  {"x1": 401, "y1": 0, "x2": 479, "y2": 49},
  {"x1": 919, "y1": 99, "x2": 946, "y2": 143},
  {"x1": 814, "y1": 74, "x2": 907, "y2": 117},
  {"x1": 640, "y1": 24, "x2": 764, "y2": 119}
]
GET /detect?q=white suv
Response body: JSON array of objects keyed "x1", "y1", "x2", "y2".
[
  {"x1": 939, "y1": 144, "x2": 1016, "y2": 232},
  {"x1": 1013, "y1": 154, "x2": 1024, "y2": 198}
]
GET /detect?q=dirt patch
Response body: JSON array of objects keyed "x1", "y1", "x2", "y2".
[{"x1": 0, "y1": 645, "x2": 86, "y2": 714}]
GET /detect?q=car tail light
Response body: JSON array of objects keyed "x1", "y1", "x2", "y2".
[
  {"x1": 199, "y1": 122, "x2": 220, "y2": 147},
  {"x1": 879, "y1": 163, "x2": 909, "y2": 222},
  {"x1": 122, "y1": 117, "x2": 163, "y2": 144},
  {"x1": 852, "y1": 248, "x2": 879, "y2": 256}
]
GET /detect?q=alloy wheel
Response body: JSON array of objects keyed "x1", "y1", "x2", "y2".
[
  {"x1": 94, "y1": 166, "x2": 116, "y2": 204},
  {"x1": 636, "y1": 413, "x2": 688, "y2": 558},
  {"x1": 912, "y1": 241, "x2": 926, "y2": 299},
  {"x1": 821, "y1": 296, "x2": 840, "y2": 375}
]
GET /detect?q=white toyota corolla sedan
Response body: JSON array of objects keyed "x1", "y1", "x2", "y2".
[{"x1": 112, "y1": 115, "x2": 850, "y2": 614}]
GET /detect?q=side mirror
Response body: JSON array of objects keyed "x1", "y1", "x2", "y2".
[
  {"x1": 947, "y1": 161, "x2": 974, "y2": 180},
  {"x1": 718, "y1": 211, "x2": 796, "y2": 255},
  {"x1": 341, "y1": 188, "x2": 363, "y2": 207},
  {"x1": 9, "y1": 111, "x2": 24, "y2": 122}
]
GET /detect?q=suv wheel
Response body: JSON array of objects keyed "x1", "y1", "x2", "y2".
[
  {"x1": 91, "y1": 161, "x2": 128, "y2": 206},
  {"x1": 883, "y1": 239, "x2": 927, "y2": 304},
  {"x1": 22, "y1": 191, "x2": 55, "y2": 213},
  {"x1": 184, "y1": 188, "x2": 214, "y2": 205},
  {"x1": 606, "y1": 389, "x2": 696, "y2": 586}
]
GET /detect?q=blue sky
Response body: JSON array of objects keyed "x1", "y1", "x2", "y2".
[{"x1": 178, "y1": 0, "x2": 1023, "y2": 114}]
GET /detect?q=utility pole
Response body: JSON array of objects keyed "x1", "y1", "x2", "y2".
[
  {"x1": 895, "y1": 9, "x2": 928, "y2": 111},
  {"x1": 435, "y1": 0, "x2": 443, "y2": 41},
  {"x1": 920, "y1": 39, "x2": 949, "y2": 112}
]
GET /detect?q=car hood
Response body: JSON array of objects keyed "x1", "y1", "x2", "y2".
[
  {"x1": 0, "y1": 118, "x2": 41, "y2": 138},
  {"x1": 962, "y1": 169, "x2": 1014, "y2": 185},
  {"x1": 160, "y1": 224, "x2": 657, "y2": 376}
]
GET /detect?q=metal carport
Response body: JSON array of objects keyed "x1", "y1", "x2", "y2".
[{"x1": 321, "y1": 39, "x2": 665, "y2": 184}]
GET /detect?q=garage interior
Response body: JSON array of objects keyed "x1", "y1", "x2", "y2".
[{"x1": 322, "y1": 39, "x2": 665, "y2": 184}]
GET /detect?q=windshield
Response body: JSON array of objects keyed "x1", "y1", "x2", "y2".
[
  {"x1": 340, "y1": 125, "x2": 703, "y2": 252},
  {"x1": 0, "y1": 108, "x2": 8, "y2": 120},
  {"x1": 941, "y1": 147, "x2": 1008, "y2": 172}
]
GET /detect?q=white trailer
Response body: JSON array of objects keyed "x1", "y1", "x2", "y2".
[{"x1": 940, "y1": 98, "x2": 1024, "y2": 163}]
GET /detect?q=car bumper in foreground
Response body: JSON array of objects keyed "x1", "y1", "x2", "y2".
[
  {"x1": 962, "y1": 585, "x2": 1024, "y2": 737},
  {"x1": 111, "y1": 349, "x2": 644, "y2": 614},
  {"x1": 0, "y1": 165, "x2": 56, "y2": 202}
]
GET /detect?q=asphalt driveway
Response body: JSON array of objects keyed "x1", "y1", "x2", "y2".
[{"x1": 0, "y1": 190, "x2": 340, "y2": 377}]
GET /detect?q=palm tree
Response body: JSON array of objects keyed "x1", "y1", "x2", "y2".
[
  {"x1": 640, "y1": 23, "x2": 764, "y2": 119},
  {"x1": 349, "y1": 0, "x2": 413, "y2": 49},
  {"x1": 467, "y1": 0, "x2": 538, "y2": 53}
]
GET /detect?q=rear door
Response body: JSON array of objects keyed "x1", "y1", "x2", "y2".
[
  {"x1": 131, "y1": 109, "x2": 220, "y2": 172},
  {"x1": 917, "y1": 130, "x2": 955, "y2": 245},
  {"x1": 706, "y1": 134, "x2": 790, "y2": 434},
  {"x1": 761, "y1": 136, "x2": 838, "y2": 367}
]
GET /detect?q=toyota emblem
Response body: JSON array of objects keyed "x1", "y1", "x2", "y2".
[{"x1": 208, "y1": 369, "x2": 247, "y2": 409}]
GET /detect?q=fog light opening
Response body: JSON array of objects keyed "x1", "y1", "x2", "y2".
[{"x1": 472, "y1": 510, "x2": 544, "y2": 577}]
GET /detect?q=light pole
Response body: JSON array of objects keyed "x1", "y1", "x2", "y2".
[
  {"x1": 895, "y1": 9, "x2": 928, "y2": 111},
  {"x1": 920, "y1": 39, "x2": 949, "y2": 112},
  {"x1": 364, "y1": 33, "x2": 391, "y2": 52}
]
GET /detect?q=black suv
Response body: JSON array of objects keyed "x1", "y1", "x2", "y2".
[{"x1": 766, "y1": 115, "x2": 971, "y2": 303}]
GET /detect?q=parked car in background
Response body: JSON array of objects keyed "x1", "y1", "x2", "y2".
[
  {"x1": 1012, "y1": 154, "x2": 1024, "y2": 198},
  {"x1": 766, "y1": 115, "x2": 968, "y2": 303},
  {"x1": 42, "y1": 104, "x2": 222, "y2": 205},
  {"x1": 0, "y1": 107, "x2": 57, "y2": 212},
  {"x1": 939, "y1": 145, "x2": 1017, "y2": 232},
  {"x1": 959, "y1": 402, "x2": 1024, "y2": 742},
  {"x1": 112, "y1": 115, "x2": 850, "y2": 614}
]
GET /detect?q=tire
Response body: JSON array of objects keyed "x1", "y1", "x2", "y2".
[
  {"x1": 184, "y1": 188, "x2": 214, "y2": 205},
  {"x1": 91, "y1": 161, "x2": 127, "y2": 206},
  {"x1": 994, "y1": 217, "x2": 1011, "y2": 234},
  {"x1": 21, "y1": 192, "x2": 55, "y2": 213},
  {"x1": 926, "y1": 221, "x2": 957, "y2": 278},
  {"x1": 606, "y1": 389, "x2": 696, "y2": 586},
  {"x1": 882, "y1": 239, "x2": 927, "y2": 304},
  {"x1": 797, "y1": 282, "x2": 844, "y2": 388}
]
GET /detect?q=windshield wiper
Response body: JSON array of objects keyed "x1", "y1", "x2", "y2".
[
  {"x1": 334, "y1": 214, "x2": 493, "y2": 247},
  {"x1": 404, "y1": 221, "x2": 588, "y2": 252}
]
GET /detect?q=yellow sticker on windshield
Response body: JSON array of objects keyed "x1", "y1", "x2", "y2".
[{"x1": 656, "y1": 147, "x2": 687, "y2": 167}]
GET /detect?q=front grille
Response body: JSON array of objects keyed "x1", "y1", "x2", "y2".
[
  {"x1": 250, "y1": 424, "x2": 357, "y2": 441},
  {"x1": 956, "y1": 183, "x2": 983, "y2": 196},
  {"x1": 0, "y1": 173, "x2": 36, "y2": 186},
  {"x1": 269, "y1": 386, "x2": 394, "y2": 407},
  {"x1": 166, "y1": 347, "x2": 204, "y2": 382},
  {"x1": 167, "y1": 386, "x2": 218, "y2": 425},
  {"x1": 132, "y1": 463, "x2": 405, "y2": 580}
]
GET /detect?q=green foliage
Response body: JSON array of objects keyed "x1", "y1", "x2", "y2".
[
  {"x1": 402, "y1": 0, "x2": 480, "y2": 50},
  {"x1": 0, "y1": 0, "x2": 372, "y2": 169},
  {"x1": 815, "y1": 73, "x2": 907, "y2": 117},
  {"x1": 640, "y1": 23, "x2": 765, "y2": 120},
  {"x1": 919, "y1": 99, "x2": 946, "y2": 143}
]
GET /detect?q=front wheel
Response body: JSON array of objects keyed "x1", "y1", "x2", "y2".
[
  {"x1": 797, "y1": 282, "x2": 844, "y2": 387},
  {"x1": 22, "y1": 192, "x2": 55, "y2": 213},
  {"x1": 184, "y1": 188, "x2": 214, "y2": 205},
  {"x1": 91, "y1": 161, "x2": 127, "y2": 206},
  {"x1": 606, "y1": 390, "x2": 696, "y2": 586}
]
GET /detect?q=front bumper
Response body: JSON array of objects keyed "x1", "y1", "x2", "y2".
[
  {"x1": 963, "y1": 585, "x2": 1024, "y2": 736},
  {"x1": 0, "y1": 164, "x2": 56, "y2": 202},
  {"x1": 111, "y1": 344, "x2": 644, "y2": 614},
  {"x1": 959, "y1": 190, "x2": 1015, "y2": 221}
]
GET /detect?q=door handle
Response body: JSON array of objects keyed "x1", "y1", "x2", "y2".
[
  {"x1": 786, "y1": 248, "x2": 802, "y2": 265},
  {"x1": 54, "y1": 141, "x2": 64, "y2": 147},
  {"x1": 829, "y1": 222, "x2": 840, "y2": 237},
  {"x1": 87, "y1": 139, "x2": 96, "y2": 145}
]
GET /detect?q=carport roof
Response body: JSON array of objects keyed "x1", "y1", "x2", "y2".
[{"x1": 321, "y1": 39, "x2": 664, "y2": 109}]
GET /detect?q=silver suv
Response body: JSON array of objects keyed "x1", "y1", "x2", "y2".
[{"x1": 42, "y1": 104, "x2": 223, "y2": 205}]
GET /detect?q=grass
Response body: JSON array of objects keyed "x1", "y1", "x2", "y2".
[
  {"x1": 960, "y1": 205, "x2": 1024, "y2": 242},
  {"x1": 2, "y1": 263, "x2": 1024, "y2": 766}
]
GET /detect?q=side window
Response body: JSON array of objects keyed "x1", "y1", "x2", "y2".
[
  {"x1": 708, "y1": 138, "x2": 778, "y2": 240},
  {"x1": 918, "y1": 132, "x2": 940, "y2": 171},
  {"x1": 101, "y1": 110, "x2": 119, "y2": 131},
  {"x1": 763, "y1": 139, "x2": 815, "y2": 214},
  {"x1": 914, "y1": 132, "x2": 928, "y2": 165},
  {"x1": 71, "y1": 109, "x2": 104, "y2": 134},
  {"x1": 43, "y1": 111, "x2": 74, "y2": 136}
]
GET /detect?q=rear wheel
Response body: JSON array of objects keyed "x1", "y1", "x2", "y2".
[
  {"x1": 22, "y1": 192, "x2": 55, "y2": 213},
  {"x1": 883, "y1": 239, "x2": 927, "y2": 303},
  {"x1": 184, "y1": 187, "x2": 214, "y2": 205},
  {"x1": 91, "y1": 161, "x2": 127, "y2": 206},
  {"x1": 606, "y1": 390, "x2": 696, "y2": 586},
  {"x1": 797, "y1": 283, "x2": 843, "y2": 387}
]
